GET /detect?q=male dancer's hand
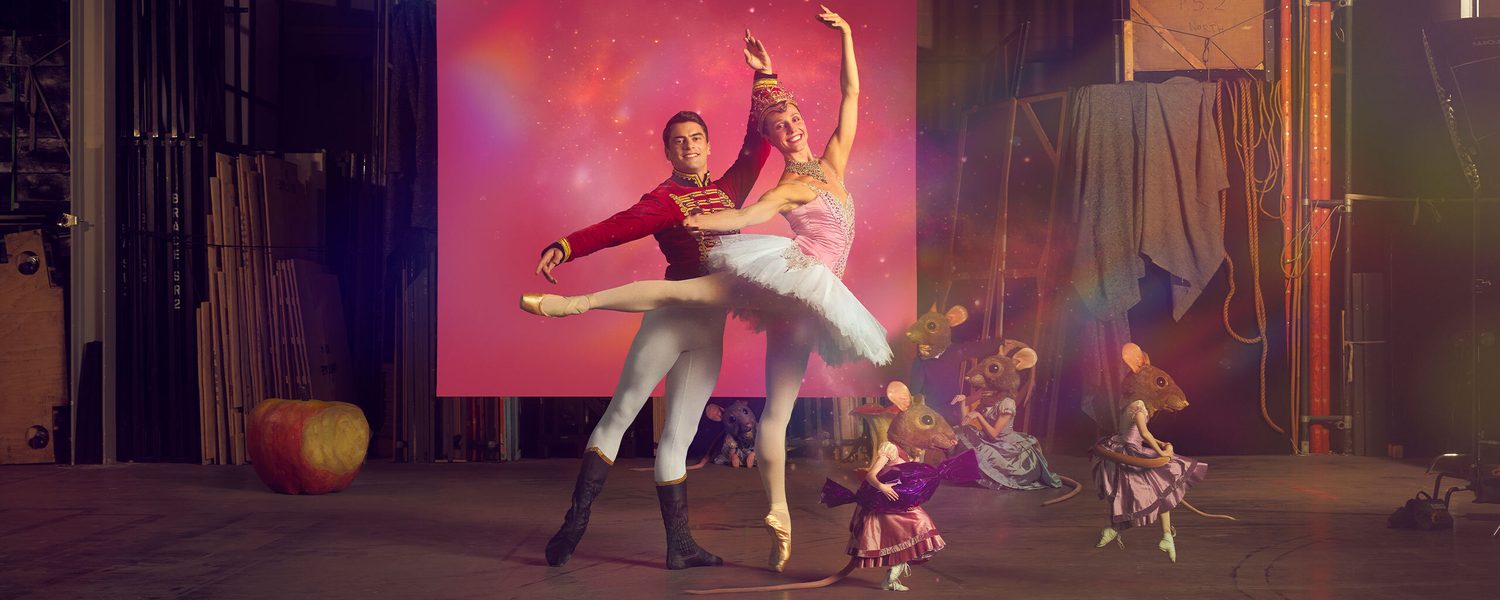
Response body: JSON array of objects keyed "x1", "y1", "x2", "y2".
[
  {"x1": 744, "y1": 29, "x2": 772, "y2": 74},
  {"x1": 536, "y1": 247, "x2": 564, "y2": 284}
]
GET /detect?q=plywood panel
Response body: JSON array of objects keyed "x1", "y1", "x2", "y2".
[
  {"x1": 0, "y1": 230, "x2": 67, "y2": 464},
  {"x1": 290, "y1": 260, "x2": 353, "y2": 404}
]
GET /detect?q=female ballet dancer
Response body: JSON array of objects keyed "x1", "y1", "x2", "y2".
[{"x1": 521, "y1": 6, "x2": 884, "y2": 572}]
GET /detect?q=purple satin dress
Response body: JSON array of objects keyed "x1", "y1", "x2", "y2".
[{"x1": 1090, "y1": 400, "x2": 1207, "y2": 528}]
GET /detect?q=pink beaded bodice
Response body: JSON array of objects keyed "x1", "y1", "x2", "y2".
[{"x1": 782, "y1": 179, "x2": 856, "y2": 278}]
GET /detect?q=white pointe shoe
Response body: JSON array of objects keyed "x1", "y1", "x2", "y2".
[
  {"x1": 881, "y1": 564, "x2": 910, "y2": 592},
  {"x1": 1096, "y1": 527, "x2": 1123, "y2": 548},
  {"x1": 1159, "y1": 532, "x2": 1177, "y2": 563}
]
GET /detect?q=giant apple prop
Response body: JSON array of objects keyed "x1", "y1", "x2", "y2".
[{"x1": 247, "y1": 399, "x2": 370, "y2": 494}]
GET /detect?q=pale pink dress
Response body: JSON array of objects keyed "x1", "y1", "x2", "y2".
[{"x1": 847, "y1": 442, "x2": 946, "y2": 567}]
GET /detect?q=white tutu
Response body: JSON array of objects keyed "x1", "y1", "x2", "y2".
[{"x1": 705, "y1": 234, "x2": 892, "y2": 366}]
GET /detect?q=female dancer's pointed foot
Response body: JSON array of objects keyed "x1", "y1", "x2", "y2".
[
  {"x1": 519, "y1": 293, "x2": 592, "y2": 317},
  {"x1": 1096, "y1": 527, "x2": 1122, "y2": 548},
  {"x1": 1158, "y1": 533, "x2": 1177, "y2": 563},
  {"x1": 763, "y1": 513, "x2": 792, "y2": 572}
]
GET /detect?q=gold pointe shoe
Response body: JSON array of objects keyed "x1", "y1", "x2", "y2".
[
  {"x1": 519, "y1": 293, "x2": 589, "y2": 317},
  {"x1": 1159, "y1": 533, "x2": 1177, "y2": 563},
  {"x1": 519, "y1": 293, "x2": 555, "y2": 317},
  {"x1": 763, "y1": 513, "x2": 791, "y2": 572}
]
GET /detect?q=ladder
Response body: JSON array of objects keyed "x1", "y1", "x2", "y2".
[{"x1": 939, "y1": 90, "x2": 1071, "y2": 439}]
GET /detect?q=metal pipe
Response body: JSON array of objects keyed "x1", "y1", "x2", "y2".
[{"x1": 1341, "y1": 0, "x2": 1355, "y2": 455}]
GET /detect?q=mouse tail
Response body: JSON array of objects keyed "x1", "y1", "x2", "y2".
[
  {"x1": 1180, "y1": 499, "x2": 1237, "y2": 521},
  {"x1": 1090, "y1": 444, "x2": 1172, "y2": 469},
  {"x1": 684, "y1": 558, "x2": 858, "y2": 594},
  {"x1": 629, "y1": 434, "x2": 721, "y2": 472},
  {"x1": 1041, "y1": 474, "x2": 1083, "y2": 506}
]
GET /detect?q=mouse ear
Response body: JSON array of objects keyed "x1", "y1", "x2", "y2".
[
  {"x1": 945, "y1": 305, "x2": 969, "y2": 327},
  {"x1": 886, "y1": 381, "x2": 913, "y2": 412},
  {"x1": 999, "y1": 339, "x2": 1026, "y2": 357},
  {"x1": 1122, "y1": 343, "x2": 1148, "y2": 373},
  {"x1": 1012, "y1": 347, "x2": 1038, "y2": 371},
  {"x1": 705, "y1": 404, "x2": 724, "y2": 422}
]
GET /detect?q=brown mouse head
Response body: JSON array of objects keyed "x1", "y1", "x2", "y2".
[
  {"x1": 885, "y1": 381, "x2": 957, "y2": 454},
  {"x1": 705, "y1": 400, "x2": 758, "y2": 445},
  {"x1": 964, "y1": 340, "x2": 1037, "y2": 407},
  {"x1": 1120, "y1": 343, "x2": 1188, "y2": 415},
  {"x1": 905, "y1": 304, "x2": 968, "y2": 359}
]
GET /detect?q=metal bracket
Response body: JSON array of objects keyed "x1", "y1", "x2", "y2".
[{"x1": 1302, "y1": 414, "x2": 1353, "y2": 430}]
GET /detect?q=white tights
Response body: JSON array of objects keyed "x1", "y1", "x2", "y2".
[
  {"x1": 583, "y1": 283, "x2": 820, "y2": 529},
  {"x1": 757, "y1": 317, "x2": 817, "y2": 526},
  {"x1": 584, "y1": 306, "x2": 726, "y2": 482},
  {"x1": 582, "y1": 272, "x2": 738, "y2": 313}
]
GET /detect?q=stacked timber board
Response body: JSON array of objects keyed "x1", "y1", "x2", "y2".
[{"x1": 197, "y1": 152, "x2": 353, "y2": 465}]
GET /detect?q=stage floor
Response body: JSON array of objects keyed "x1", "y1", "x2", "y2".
[{"x1": 3, "y1": 454, "x2": 1498, "y2": 599}]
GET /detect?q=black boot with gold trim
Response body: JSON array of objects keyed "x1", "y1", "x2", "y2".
[
  {"x1": 657, "y1": 480, "x2": 723, "y2": 570},
  {"x1": 545, "y1": 449, "x2": 611, "y2": 566}
]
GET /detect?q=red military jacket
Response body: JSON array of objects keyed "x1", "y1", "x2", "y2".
[{"x1": 548, "y1": 74, "x2": 774, "y2": 281}]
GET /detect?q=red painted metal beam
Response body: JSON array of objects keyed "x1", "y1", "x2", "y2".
[{"x1": 1279, "y1": 0, "x2": 1333, "y2": 454}]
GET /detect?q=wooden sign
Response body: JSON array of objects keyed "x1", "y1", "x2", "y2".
[{"x1": 1127, "y1": 0, "x2": 1268, "y2": 79}]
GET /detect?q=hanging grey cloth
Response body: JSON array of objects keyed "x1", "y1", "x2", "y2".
[
  {"x1": 1065, "y1": 77, "x2": 1229, "y2": 432},
  {"x1": 1069, "y1": 83, "x2": 1148, "y2": 320},
  {"x1": 1140, "y1": 77, "x2": 1229, "y2": 321},
  {"x1": 1070, "y1": 78, "x2": 1228, "y2": 322}
]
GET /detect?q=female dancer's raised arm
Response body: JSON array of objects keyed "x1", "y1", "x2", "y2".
[{"x1": 818, "y1": 5, "x2": 858, "y2": 179}]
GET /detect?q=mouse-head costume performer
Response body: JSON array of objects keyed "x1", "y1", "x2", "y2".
[{"x1": 536, "y1": 47, "x2": 777, "y2": 570}]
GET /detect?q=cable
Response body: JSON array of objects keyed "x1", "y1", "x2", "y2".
[{"x1": 1216, "y1": 78, "x2": 1289, "y2": 440}]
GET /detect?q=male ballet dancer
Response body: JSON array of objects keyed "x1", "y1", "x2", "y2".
[{"x1": 527, "y1": 34, "x2": 776, "y2": 570}]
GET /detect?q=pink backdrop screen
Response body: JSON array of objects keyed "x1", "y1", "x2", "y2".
[{"x1": 438, "y1": 1, "x2": 915, "y2": 397}]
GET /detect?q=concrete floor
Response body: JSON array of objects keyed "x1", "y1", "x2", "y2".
[{"x1": 3, "y1": 454, "x2": 1498, "y2": 599}]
